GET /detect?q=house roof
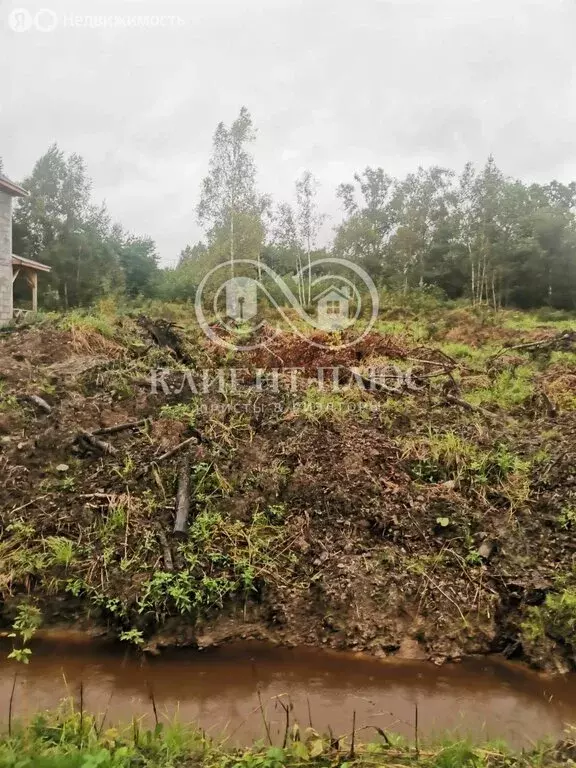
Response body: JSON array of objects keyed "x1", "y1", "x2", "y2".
[
  {"x1": 12, "y1": 254, "x2": 52, "y2": 273},
  {"x1": 315, "y1": 284, "x2": 351, "y2": 303},
  {"x1": 0, "y1": 172, "x2": 28, "y2": 197}
]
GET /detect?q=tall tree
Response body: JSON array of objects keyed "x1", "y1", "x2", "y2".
[
  {"x1": 334, "y1": 167, "x2": 398, "y2": 283},
  {"x1": 296, "y1": 171, "x2": 324, "y2": 304},
  {"x1": 391, "y1": 166, "x2": 454, "y2": 291},
  {"x1": 270, "y1": 202, "x2": 305, "y2": 303},
  {"x1": 197, "y1": 107, "x2": 264, "y2": 277}
]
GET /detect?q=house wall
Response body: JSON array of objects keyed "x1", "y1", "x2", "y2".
[{"x1": 0, "y1": 190, "x2": 13, "y2": 325}]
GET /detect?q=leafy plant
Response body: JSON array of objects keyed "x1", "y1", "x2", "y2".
[
  {"x1": 8, "y1": 603, "x2": 42, "y2": 664},
  {"x1": 119, "y1": 628, "x2": 144, "y2": 646},
  {"x1": 558, "y1": 506, "x2": 576, "y2": 530},
  {"x1": 45, "y1": 536, "x2": 75, "y2": 568}
]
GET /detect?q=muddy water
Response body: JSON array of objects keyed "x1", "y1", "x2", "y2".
[{"x1": 0, "y1": 639, "x2": 575, "y2": 747}]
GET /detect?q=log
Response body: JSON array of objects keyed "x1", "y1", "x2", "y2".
[
  {"x1": 158, "y1": 530, "x2": 174, "y2": 571},
  {"x1": 92, "y1": 419, "x2": 147, "y2": 436},
  {"x1": 23, "y1": 395, "x2": 52, "y2": 414},
  {"x1": 78, "y1": 430, "x2": 118, "y2": 456},
  {"x1": 444, "y1": 394, "x2": 496, "y2": 420},
  {"x1": 173, "y1": 453, "x2": 190, "y2": 538}
]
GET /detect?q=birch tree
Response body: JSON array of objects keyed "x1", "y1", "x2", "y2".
[
  {"x1": 296, "y1": 171, "x2": 324, "y2": 304},
  {"x1": 197, "y1": 107, "x2": 262, "y2": 277}
]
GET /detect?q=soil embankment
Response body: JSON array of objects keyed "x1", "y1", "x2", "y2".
[{"x1": 0, "y1": 308, "x2": 575, "y2": 672}]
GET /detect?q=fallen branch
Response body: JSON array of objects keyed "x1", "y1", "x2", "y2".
[
  {"x1": 444, "y1": 394, "x2": 495, "y2": 420},
  {"x1": 490, "y1": 330, "x2": 576, "y2": 362},
  {"x1": 173, "y1": 453, "x2": 190, "y2": 538},
  {"x1": 9, "y1": 495, "x2": 49, "y2": 514},
  {"x1": 92, "y1": 419, "x2": 147, "y2": 436},
  {"x1": 155, "y1": 435, "x2": 199, "y2": 463},
  {"x1": 158, "y1": 530, "x2": 174, "y2": 571},
  {"x1": 22, "y1": 394, "x2": 52, "y2": 414},
  {"x1": 78, "y1": 430, "x2": 118, "y2": 456}
]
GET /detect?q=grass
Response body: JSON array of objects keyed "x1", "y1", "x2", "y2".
[
  {"x1": 522, "y1": 586, "x2": 576, "y2": 654},
  {"x1": 465, "y1": 365, "x2": 535, "y2": 409},
  {"x1": 0, "y1": 706, "x2": 564, "y2": 768},
  {"x1": 403, "y1": 431, "x2": 532, "y2": 510}
]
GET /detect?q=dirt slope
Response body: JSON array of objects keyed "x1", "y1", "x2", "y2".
[{"x1": 0, "y1": 312, "x2": 575, "y2": 671}]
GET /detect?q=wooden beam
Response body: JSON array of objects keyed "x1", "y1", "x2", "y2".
[
  {"x1": 25, "y1": 269, "x2": 38, "y2": 312},
  {"x1": 12, "y1": 268, "x2": 20, "y2": 284},
  {"x1": 31, "y1": 270, "x2": 37, "y2": 312}
]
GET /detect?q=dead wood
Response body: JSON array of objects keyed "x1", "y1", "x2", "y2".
[
  {"x1": 93, "y1": 419, "x2": 147, "y2": 436},
  {"x1": 77, "y1": 430, "x2": 118, "y2": 456},
  {"x1": 158, "y1": 529, "x2": 174, "y2": 570},
  {"x1": 173, "y1": 453, "x2": 191, "y2": 537},
  {"x1": 444, "y1": 394, "x2": 495, "y2": 419},
  {"x1": 136, "y1": 315, "x2": 190, "y2": 363},
  {"x1": 155, "y1": 435, "x2": 200, "y2": 463},
  {"x1": 22, "y1": 394, "x2": 52, "y2": 414},
  {"x1": 489, "y1": 330, "x2": 576, "y2": 362},
  {"x1": 344, "y1": 367, "x2": 405, "y2": 395}
]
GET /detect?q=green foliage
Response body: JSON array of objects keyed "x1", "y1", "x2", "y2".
[
  {"x1": 45, "y1": 536, "x2": 75, "y2": 568},
  {"x1": 467, "y1": 366, "x2": 535, "y2": 408},
  {"x1": 522, "y1": 587, "x2": 576, "y2": 651},
  {"x1": 558, "y1": 506, "x2": 576, "y2": 529},
  {"x1": 137, "y1": 507, "x2": 290, "y2": 621},
  {"x1": 405, "y1": 432, "x2": 531, "y2": 507},
  {"x1": 8, "y1": 603, "x2": 42, "y2": 664},
  {"x1": 0, "y1": 382, "x2": 21, "y2": 414},
  {"x1": 118, "y1": 629, "x2": 144, "y2": 646},
  {"x1": 7, "y1": 648, "x2": 32, "y2": 665},
  {"x1": 0, "y1": 704, "x2": 556, "y2": 768},
  {"x1": 14, "y1": 127, "x2": 576, "y2": 313},
  {"x1": 159, "y1": 401, "x2": 198, "y2": 426},
  {"x1": 13, "y1": 145, "x2": 158, "y2": 309},
  {"x1": 59, "y1": 310, "x2": 116, "y2": 339}
]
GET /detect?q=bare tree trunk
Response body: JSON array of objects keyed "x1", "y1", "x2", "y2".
[
  {"x1": 307, "y1": 237, "x2": 312, "y2": 305},
  {"x1": 296, "y1": 254, "x2": 304, "y2": 306},
  {"x1": 491, "y1": 270, "x2": 497, "y2": 310},
  {"x1": 469, "y1": 245, "x2": 475, "y2": 306},
  {"x1": 230, "y1": 211, "x2": 235, "y2": 278}
]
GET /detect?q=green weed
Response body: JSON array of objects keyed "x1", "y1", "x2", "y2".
[
  {"x1": 45, "y1": 537, "x2": 75, "y2": 568},
  {"x1": 466, "y1": 365, "x2": 535, "y2": 408},
  {"x1": 522, "y1": 587, "x2": 576, "y2": 651},
  {"x1": 160, "y1": 401, "x2": 198, "y2": 425}
]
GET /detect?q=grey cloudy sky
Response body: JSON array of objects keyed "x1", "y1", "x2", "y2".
[{"x1": 1, "y1": 0, "x2": 575, "y2": 264}]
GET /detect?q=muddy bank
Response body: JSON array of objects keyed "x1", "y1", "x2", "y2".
[{"x1": 0, "y1": 311, "x2": 576, "y2": 672}]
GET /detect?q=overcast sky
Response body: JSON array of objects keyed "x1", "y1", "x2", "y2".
[{"x1": 1, "y1": 0, "x2": 575, "y2": 264}]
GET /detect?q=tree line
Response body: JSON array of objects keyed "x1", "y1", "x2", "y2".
[{"x1": 6, "y1": 107, "x2": 576, "y2": 310}]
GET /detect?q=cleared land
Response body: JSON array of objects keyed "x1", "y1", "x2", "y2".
[{"x1": 0, "y1": 301, "x2": 575, "y2": 675}]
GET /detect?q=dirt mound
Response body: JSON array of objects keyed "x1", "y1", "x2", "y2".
[{"x1": 247, "y1": 327, "x2": 408, "y2": 371}]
